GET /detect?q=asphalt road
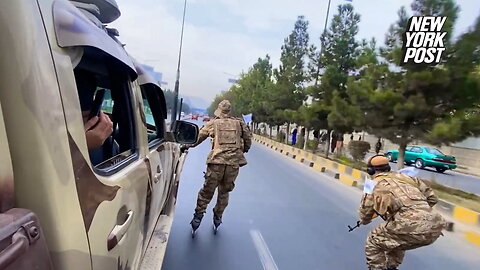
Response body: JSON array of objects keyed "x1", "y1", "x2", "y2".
[
  {"x1": 364, "y1": 153, "x2": 480, "y2": 195},
  {"x1": 162, "y1": 135, "x2": 479, "y2": 270}
]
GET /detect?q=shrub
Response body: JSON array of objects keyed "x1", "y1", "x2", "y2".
[
  {"x1": 306, "y1": 140, "x2": 319, "y2": 151},
  {"x1": 335, "y1": 155, "x2": 367, "y2": 171},
  {"x1": 348, "y1": 141, "x2": 371, "y2": 161}
]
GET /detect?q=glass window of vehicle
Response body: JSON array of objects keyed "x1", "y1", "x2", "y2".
[
  {"x1": 73, "y1": 47, "x2": 137, "y2": 174},
  {"x1": 425, "y1": 148, "x2": 445, "y2": 156},
  {"x1": 411, "y1": 147, "x2": 423, "y2": 153},
  {"x1": 405, "y1": 146, "x2": 413, "y2": 152},
  {"x1": 140, "y1": 84, "x2": 166, "y2": 147}
]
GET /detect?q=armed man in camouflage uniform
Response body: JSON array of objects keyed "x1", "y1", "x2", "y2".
[
  {"x1": 359, "y1": 155, "x2": 446, "y2": 270},
  {"x1": 188, "y1": 100, "x2": 252, "y2": 232}
]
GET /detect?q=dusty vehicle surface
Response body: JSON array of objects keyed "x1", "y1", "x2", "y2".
[{"x1": 0, "y1": 0, "x2": 198, "y2": 269}]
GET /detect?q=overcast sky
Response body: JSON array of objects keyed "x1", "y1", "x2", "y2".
[{"x1": 111, "y1": 0, "x2": 479, "y2": 106}]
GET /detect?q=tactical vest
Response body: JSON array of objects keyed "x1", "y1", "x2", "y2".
[
  {"x1": 378, "y1": 173, "x2": 429, "y2": 213},
  {"x1": 213, "y1": 118, "x2": 242, "y2": 150}
]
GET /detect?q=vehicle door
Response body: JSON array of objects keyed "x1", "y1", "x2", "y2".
[
  {"x1": 52, "y1": 2, "x2": 149, "y2": 268},
  {"x1": 408, "y1": 146, "x2": 423, "y2": 162},
  {"x1": 403, "y1": 146, "x2": 413, "y2": 162},
  {"x1": 0, "y1": 102, "x2": 53, "y2": 270},
  {"x1": 405, "y1": 146, "x2": 412, "y2": 163},
  {"x1": 136, "y1": 78, "x2": 174, "y2": 248}
]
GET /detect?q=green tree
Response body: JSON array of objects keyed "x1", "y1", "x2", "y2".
[
  {"x1": 426, "y1": 15, "x2": 480, "y2": 145},
  {"x1": 180, "y1": 102, "x2": 191, "y2": 114},
  {"x1": 269, "y1": 16, "x2": 310, "y2": 130},
  {"x1": 163, "y1": 89, "x2": 192, "y2": 115},
  {"x1": 308, "y1": 4, "x2": 361, "y2": 155},
  {"x1": 346, "y1": 0, "x2": 480, "y2": 169},
  {"x1": 230, "y1": 55, "x2": 274, "y2": 124}
]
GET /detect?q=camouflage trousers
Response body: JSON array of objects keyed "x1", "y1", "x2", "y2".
[
  {"x1": 194, "y1": 164, "x2": 239, "y2": 219},
  {"x1": 365, "y1": 225, "x2": 442, "y2": 269}
]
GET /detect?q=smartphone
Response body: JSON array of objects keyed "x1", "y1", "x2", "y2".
[{"x1": 88, "y1": 89, "x2": 106, "y2": 120}]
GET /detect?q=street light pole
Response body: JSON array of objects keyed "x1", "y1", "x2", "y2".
[
  {"x1": 314, "y1": 0, "x2": 332, "y2": 86},
  {"x1": 171, "y1": 0, "x2": 188, "y2": 125}
]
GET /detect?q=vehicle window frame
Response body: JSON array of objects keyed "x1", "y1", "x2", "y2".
[
  {"x1": 94, "y1": 71, "x2": 139, "y2": 176},
  {"x1": 411, "y1": 147, "x2": 423, "y2": 153},
  {"x1": 140, "y1": 84, "x2": 167, "y2": 149},
  {"x1": 426, "y1": 147, "x2": 444, "y2": 156},
  {"x1": 73, "y1": 48, "x2": 140, "y2": 176}
]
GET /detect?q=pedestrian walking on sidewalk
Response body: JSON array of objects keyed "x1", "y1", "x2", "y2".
[
  {"x1": 375, "y1": 138, "x2": 382, "y2": 154},
  {"x1": 292, "y1": 128, "x2": 298, "y2": 145}
]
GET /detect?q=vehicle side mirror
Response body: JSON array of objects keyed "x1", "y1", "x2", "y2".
[{"x1": 172, "y1": 120, "x2": 199, "y2": 144}]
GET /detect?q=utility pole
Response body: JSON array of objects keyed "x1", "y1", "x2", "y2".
[
  {"x1": 171, "y1": 0, "x2": 188, "y2": 125},
  {"x1": 314, "y1": 0, "x2": 332, "y2": 86}
]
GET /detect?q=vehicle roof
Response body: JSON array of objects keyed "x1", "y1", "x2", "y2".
[
  {"x1": 53, "y1": 1, "x2": 137, "y2": 79},
  {"x1": 410, "y1": 145, "x2": 439, "y2": 150},
  {"x1": 133, "y1": 61, "x2": 161, "y2": 88},
  {"x1": 72, "y1": 0, "x2": 121, "y2": 23}
]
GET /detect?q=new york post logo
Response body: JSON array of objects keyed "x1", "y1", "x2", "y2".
[{"x1": 402, "y1": 16, "x2": 447, "y2": 65}]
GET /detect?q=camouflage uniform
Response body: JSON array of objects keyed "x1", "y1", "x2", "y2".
[
  {"x1": 192, "y1": 100, "x2": 252, "y2": 219},
  {"x1": 359, "y1": 172, "x2": 446, "y2": 270}
]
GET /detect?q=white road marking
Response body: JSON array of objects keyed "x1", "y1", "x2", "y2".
[{"x1": 250, "y1": 230, "x2": 279, "y2": 270}]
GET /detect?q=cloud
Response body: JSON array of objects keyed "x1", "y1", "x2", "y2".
[
  {"x1": 111, "y1": 0, "x2": 478, "y2": 106},
  {"x1": 111, "y1": 0, "x2": 276, "y2": 104}
]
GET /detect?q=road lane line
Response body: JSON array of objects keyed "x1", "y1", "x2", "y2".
[{"x1": 250, "y1": 230, "x2": 279, "y2": 270}]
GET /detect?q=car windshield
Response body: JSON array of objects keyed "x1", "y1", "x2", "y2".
[{"x1": 426, "y1": 148, "x2": 445, "y2": 156}]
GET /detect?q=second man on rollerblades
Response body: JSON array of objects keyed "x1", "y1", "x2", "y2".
[{"x1": 187, "y1": 100, "x2": 252, "y2": 235}]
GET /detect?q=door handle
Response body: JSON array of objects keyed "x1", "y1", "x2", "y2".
[
  {"x1": 0, "y1": 230, "x2": 29, "y2": 269},
  {"x1": 107, "y1": 211, "x2": 134, "y2": 251}
]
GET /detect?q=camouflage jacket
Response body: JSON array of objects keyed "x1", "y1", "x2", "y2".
[
  {"x1": 359, "y1": 172, "x2": 446, "y2": 234},
  {"x1": 193, "y1": 116, "x2": 252, "y2": 166}
]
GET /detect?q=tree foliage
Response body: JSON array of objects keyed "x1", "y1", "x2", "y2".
[
  {"x1": 163, "y1": 89, "x2": 191, "y2": 114},
  {"x1": 205, "y1": 0, "x2": 480, "y2": 167},
  {"x1": 305, "y1": 4, "x2": 362, "y2": 137},
  {"x1": 269, "y1": 16, "x2": 310, "y2": 125},
  {"x1": 344, "y1": 0, "x2": 480, "y2": 168}
]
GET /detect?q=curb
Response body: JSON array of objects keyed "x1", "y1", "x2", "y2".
[{"x1": 253, "y1": 135, "x2": 480, "y2": 247}]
